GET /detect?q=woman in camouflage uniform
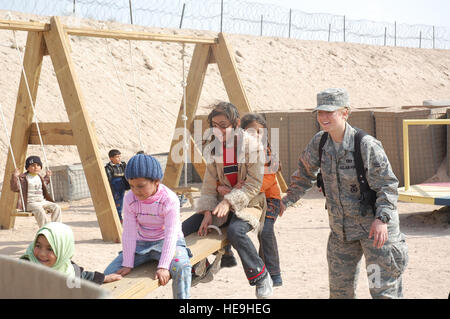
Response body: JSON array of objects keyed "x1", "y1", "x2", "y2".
[{"x1": 281, "y1": 88, "x2": 408, "y2": 298}]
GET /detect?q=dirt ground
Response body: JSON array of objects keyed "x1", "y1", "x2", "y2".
[{"x1": 0, "y1": 187, "x2": 448, "y2": 299}]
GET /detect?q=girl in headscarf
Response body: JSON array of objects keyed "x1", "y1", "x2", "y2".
[{"x1": 21, "y1": 222, "x2": 122, "y2": 285}]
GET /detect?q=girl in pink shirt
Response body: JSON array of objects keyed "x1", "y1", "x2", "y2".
[{"x1": 104, "y1": 154, "x2": 192, "y2": 299}]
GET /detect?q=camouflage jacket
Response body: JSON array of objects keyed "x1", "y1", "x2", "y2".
[{"x1": 282, "y1": 123, "x2": 399, "y2": 241}]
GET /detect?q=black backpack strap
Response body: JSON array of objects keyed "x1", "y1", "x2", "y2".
[
  {"x1": 354, "y1": 128, "x2": 377, "y2": 216},
  {"x1": 353, "y1": 128, "x2": 370, "y2": 192},
  {"x1": 318, "y1": 132, "x2": 328, "y2": 165},
  {"x1": 317, "y1": 132, "x2": 328, "y2": 202}
]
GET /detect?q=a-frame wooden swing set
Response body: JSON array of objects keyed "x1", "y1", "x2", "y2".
[{"x1": 0, "y1": 16, "x2": 287, "y2": 297}]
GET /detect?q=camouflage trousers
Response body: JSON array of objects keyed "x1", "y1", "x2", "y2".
[{"x1": 327, "y1": 231, "x2": 408, "y2": 299}]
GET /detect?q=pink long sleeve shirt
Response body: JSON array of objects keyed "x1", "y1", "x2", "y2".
[{"x1": 121, "y1": 184, "x2": 183, "y2": 270}]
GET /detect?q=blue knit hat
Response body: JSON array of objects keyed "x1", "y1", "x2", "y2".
[{"x1": 125, "y1": 154, "x2": 163, "y2": 180}]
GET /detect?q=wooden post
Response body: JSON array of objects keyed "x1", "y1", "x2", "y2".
[
  {"x1": 0, "y1": 32, "x2": 46, "y2": 229},
  {"x1": 43, "y1": 16, "x2": 121, "y2": 242},
  {"x1": 162, "y1": 44, "x2": 211, "y2": 189},
  {"x1": 212, "y1": 33, "x2": 252, "y2": 114}
]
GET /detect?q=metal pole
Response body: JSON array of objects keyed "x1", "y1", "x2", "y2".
[
  {"x1": 384, "y1": 27, "x2": 387, "y2": 46},
  {"x1": 394, "y1": 21, "x2": 397, "y2": 46},
  {"x1": 288, "y1": 9, "x2": 292, "y2": 38},
  {"x1": 419, "y1": 31, "x2": 422, "y2": 48},
  {"x1": 328, "y1": 23, "x2": 331, "y2": 42},
  {"x1": 73, "y1": 0, "x2": 75, "y2": 14},
  {"x1": 343, "y1": 15, "x2": 346, "y2": 42},
  {"x1": 433, "y1": 26, "x2": 435, "y2": 49},
  {"x1": 179, "y1": 3, "x2": 186, "y2": 29},
  {"x1": 260, "y1": 15, "x2": 263, "y2": 36},
  {"x1": 129, "y1": 0, "x2": 133, "y2": 25},
  {"x1": 220, "y1": 0, "x2": 223, "y2": 32}
]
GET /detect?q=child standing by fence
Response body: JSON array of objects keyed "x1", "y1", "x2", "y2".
[{"x1": 105, "y1": 149, "x2": 130, "y2": 223}]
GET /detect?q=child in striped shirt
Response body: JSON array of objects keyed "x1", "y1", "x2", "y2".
[{"x1": 103, "y1": 154, "x2": 192, "y2": 299}]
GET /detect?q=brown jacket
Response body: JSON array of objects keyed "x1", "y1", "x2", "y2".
[
  {"x1": 195, "y1": 131, "x2": 267, "y2": 231},
  {"x1": 10, "y1": 172, "x2": 53, "y2": 211}
]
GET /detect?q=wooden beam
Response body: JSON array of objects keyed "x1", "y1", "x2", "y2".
[
  {"x1": 212, "y1": 33, "x2": 252, "y2": 114},
  {"x1": 65, "y1": 27, "x2": 217, "y2": 44},
  {"x1": 0, "y1": 31, "x2": 46, "y2": 229},
  {"x1": 162, "y1": 44, "x2": 211, "y2": 189},
  {"x1": 44, "y1": 16, "x2": 121, "y2": 243},
  {"x1": 0, "y1": 19, "x2": 48, "y2": 32},
  {"x1": 28, "y1": 122, "x2": 75, "y2": 145},
  {"x1": 0, "y1": 19, "x2": 217, "y2": 44}
]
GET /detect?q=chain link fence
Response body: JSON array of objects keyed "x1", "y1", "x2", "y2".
[{"x1": 2, "y1": 0, "x2": 449, "y2": 49}]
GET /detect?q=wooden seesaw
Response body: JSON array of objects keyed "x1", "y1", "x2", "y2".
[{"x1": 102, "y1": 226, "x2": 228, "y2": 299}]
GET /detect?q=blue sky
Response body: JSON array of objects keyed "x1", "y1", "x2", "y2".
[{"x1": 255, "y1": 0, "x2": 450, "y2": 27}]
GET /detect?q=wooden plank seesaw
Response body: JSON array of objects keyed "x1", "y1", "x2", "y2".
[{"x1": 102, "y1": 227, "x2": 228, "y2": 299}]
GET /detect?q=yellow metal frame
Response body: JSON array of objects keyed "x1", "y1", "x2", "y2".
[
  {"x1": 402, "y1": 118, "x2": 450, "y2": 191},
  {"x1": 400, "y1": 118, "x2": 450, "y2": 204}
]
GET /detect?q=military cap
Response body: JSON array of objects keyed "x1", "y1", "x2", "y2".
[{"x1": 314, "y1": 88, "x2": 350, "y2": 112}]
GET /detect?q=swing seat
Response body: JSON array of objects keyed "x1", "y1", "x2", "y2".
[
  {"x1": 102, "y1": 226, "x2": 228, "y2": 299},
  {"x1": 12, "y1": 202, "x2": 70, "y2": 217},
  {"x1": 172, "y1": 186, "x2": 200, "y2": 207}
]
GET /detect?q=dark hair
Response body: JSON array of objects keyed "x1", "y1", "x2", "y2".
[
  {"x1": 240, "y1": 113, "x2": 267, "y2": 130},
  {"x1": 108, "y1": 149, "x2": 121, "y2": 158},
  {"x1": 207, "y1": 102, "x2": 240, "y2": 129}
]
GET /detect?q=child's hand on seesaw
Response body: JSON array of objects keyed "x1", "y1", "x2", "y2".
[
  {"x1": 104, "y1": 273, "x2": 123, "y2": 283},
  {"x1": 155, "y1": 268, "x2": 170, "y2": 286},
  {"x1": 115, "y1": 267, "x2": 132, "y2": 277},
  {"x1": 198, "y1": 211, "x2": 212, "y2": 236}
]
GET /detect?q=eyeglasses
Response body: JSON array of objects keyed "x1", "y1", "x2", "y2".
[{"x1": 211, "y1": 122, "x2": 232, "y2": 129}]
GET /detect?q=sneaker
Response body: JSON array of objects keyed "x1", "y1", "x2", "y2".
[
  {"x1": 178, "y1": 194, "x2": 188, "y2": 207},
  {"x1": 220, "y1": 254, "x2": 238, "y2": 268},
  {"x1": 255, "y1": 273, "x2": 273, "y2": 299},
  {"x1": 271, "y1": 274, "x2": 283, "y2": 287}
]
